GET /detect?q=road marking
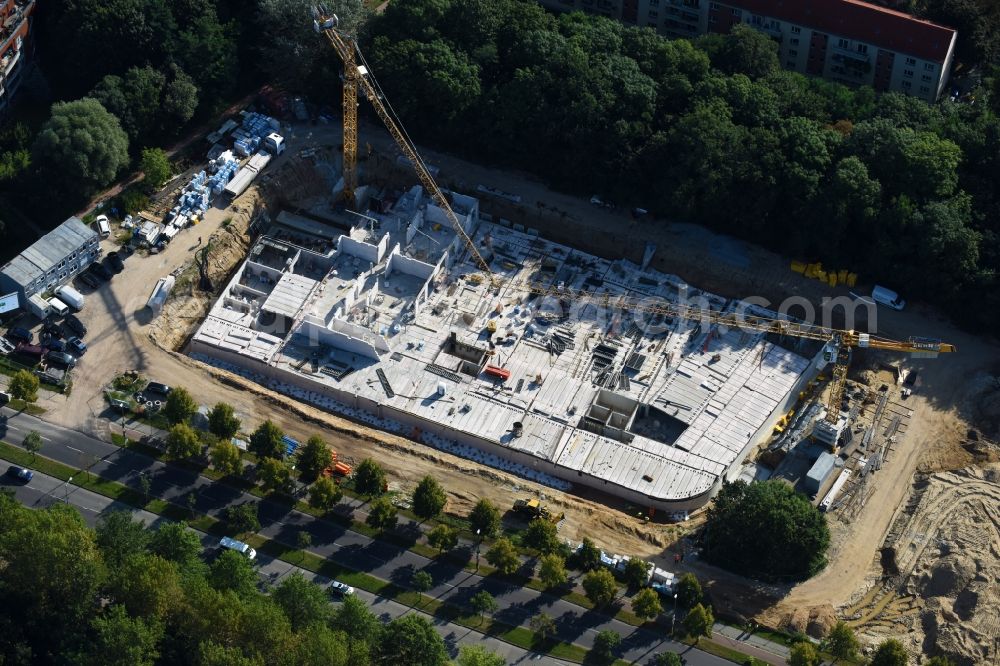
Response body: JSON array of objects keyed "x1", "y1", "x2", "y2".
[{"x1": 66, "y1": 446, "x2": 83, "y2": 453}]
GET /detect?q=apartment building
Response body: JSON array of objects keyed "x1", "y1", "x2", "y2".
[
  {"x1": 0, "y1": 0, "x2": 35, "y2": 116},
  {"x1": 538, "y1": 0, "x2": 957, "y2": 102},
  {"x1": 0, "y1": 217, "x2": 100, "y2": 317}
]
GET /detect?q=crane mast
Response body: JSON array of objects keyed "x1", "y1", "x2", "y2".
[{"x1": 312, "y1": 7, "x2": 954, "y2": 445}]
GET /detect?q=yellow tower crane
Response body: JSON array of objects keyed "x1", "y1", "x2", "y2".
[{"x1": 312, "y1": 7, "x2": 955, "y2": 446}]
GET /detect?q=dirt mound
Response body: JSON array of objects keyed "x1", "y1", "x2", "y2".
[
  {"x1": 767, "y1": 604, "x2": 837, "y2": 639},
  {"x1": 840, "y1": 466, "x2": 1000, "y2": 664},
  {"x1": 148, "y1": 189, "x2": 261, "y2": 351}
]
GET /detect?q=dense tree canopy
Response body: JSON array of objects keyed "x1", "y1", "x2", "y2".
[
  {"x1": 705, "y1": 480, "x2": 830, "y2": 580},
  {"x1": 364, "y1": 0, "x2": 1000, "y2": 333}
]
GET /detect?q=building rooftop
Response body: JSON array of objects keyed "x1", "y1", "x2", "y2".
[
  {"x1": 728, "y1": 0, "x2": 956, "y2": 62},
  {"x1": 192, "y1": 189, "x2": 815, "y2": 505},
  {"x1": 1, "y1": 217, "x2": 97, "y2": 288}
]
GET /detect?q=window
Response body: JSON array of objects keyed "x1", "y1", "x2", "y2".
[
  {"x1": 791, "y1": 26, "x2": 800, "y2": 34},
  {"x1": 751, "y1": 14, "x2": 763, "y2": 25},
  {"x1": 920, "y1": 86, "x2": 929, "y2": 93},
  {"x1": 648, "y1": 9, "x2": 658, "y2": 17},
  {"x1": 921, "y1": 74, "x2": 932, "y2": 82},
  {"x1": 731, "y1": 7, "x2": 741, "y2": 16},
  {"x1": 790, "y1": 37, "x2": 799, "y2": 45},
  {"x1": 901, "y1": 80, "x2": 912, "y2": 89},
  {"x1": 769, "y1": 20, "x2": 780, "y2": 30},
  {"x1": 787, "y1": 60, "x2": 796, "y2": 67},
  {"x1": 904, "y1": 69, "x2": 913, "y2": 77},
  {"x1": 789, "y1": 49, "x2": 798, "y2": 57},
  {"x1": 924, "y1": 63, "x2": 934, "y2": 71},
  {"x1": 838, "y1": 38, "x2": 849, "y2": 48},
  {"x1": 649, "y1": 0, "x2": 659, "y2": 5},
  {"x1": 709, "y1": 15, "x2": 717, "y2": 23},
  {"x1": 710, "y1": 1, "x2": 719, "y2": 8},
  {"x1": 905, "y1": 57, "x2": 916, "y2": 65},
  {"x1": 857, "y1": 44, "x2": 868, "y2": 54},
  {"x1": 647, "y1": 21, "x2": 657, "y2": 27}
]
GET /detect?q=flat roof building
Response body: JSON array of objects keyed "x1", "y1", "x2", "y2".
[
  {"x1": 0, "y1": 1, "x2": 36, "y2": 116},
  {"x1": 0, "y1": 216, "x2": 100, "y2": 315},
  {"x1": 538, "y1": 0, "x2": 957, "y2": 101},
  {"x1": 189, "y1": 186, "x2": 823, "y2": 511}
]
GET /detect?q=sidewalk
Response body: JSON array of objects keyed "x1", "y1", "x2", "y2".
[{"x1": 712, "y1": 622, "x2": 790, "y2": 665}]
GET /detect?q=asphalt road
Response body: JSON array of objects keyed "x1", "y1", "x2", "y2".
[
  {"x1": 0, "y1": 407, "x2": 731, "y2": 666},
  {"x1": 0, "y1": 468, "x2": 568, "y2": 666}
]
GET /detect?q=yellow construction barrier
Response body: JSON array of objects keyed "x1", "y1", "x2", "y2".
[
  {"x1": 837, "y1": 269, "x2": 848, "y2": 283},
  {"x1": 846, "y1": 272, "x2": 858, "y2": 287},
  {"x1": 793, "y1": 260, "x2": 858, "y2": 289},
  {"x1": 791, "y1": 260, "x2": 807, "y2": 274},
  {"x1": 828, "y1": 273, "x2": 838, "y2": 288}
]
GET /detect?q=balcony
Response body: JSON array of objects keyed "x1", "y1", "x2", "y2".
[
  {"x1": 0, "y1": 0, "x2": 32, "y2": 54},
  {"x1": 831, "y1": 43, "x2": 871, "y2": 63}
]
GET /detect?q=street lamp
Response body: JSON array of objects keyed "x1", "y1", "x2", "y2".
[
  {"x1": 64, "y1": 477, "x2": 73, "y2": 504},
  {"x1": 475, "y1": 528, "x2": 481, "y2": 571},
  {"x1": 671, "y1": 593, "x2": 678, "y2": 636}
]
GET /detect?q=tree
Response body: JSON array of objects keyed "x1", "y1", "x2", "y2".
[
  {"x1": 924, "y1": 657, "x2": 955, "y2": 666},
  {"x1": 676, "y1": 573, "x2": 703, "y2": 608},
  {"x1": 412, "y1": 570, "x2": 433, "y2": 592},
  {"x1": 870, "y1": 639, "x2": 908, "y2": 666},
  {"x1": 412, "y1": 475, "x2": 447, "y2": 520},
  {"x1": 272, "y1": 571, "x2": 331, "y2": 631},
  {"x1": 107, "y1": 553, "x2": 182, "y2": 620},
  {"x1": 456, "y1": 645, "x2": 506, "y2": 666},
  {"x1": 257, "y1": 456, "x2": 292, "y2": 494},
  {"x1": 704, "y1": 480, "x2": 830, "y2": 580},
  {"x1": 530, "y1": 612, "x2": 557, "y2": 642},
  {"x1": 296, "y1": 435, "x2": 330, "y2": 480},
  {"x1": 706, "y1": 24, "x2": 779, "y2": 79},
  {"x1": 32, "y1": 98, "x2": 129, "y2": 200},
  {"x1": 162, "y1": 387, "x2": 197, "y2": 425},
  {"x1": 378, "y1": 613, "x2": 448, "y2": 666},
  {"x1": 293, "y1": 624, "x2": 350, "y2": 666},
  {"x1": 9, "y1": 369, "x2": 39, "y2": 402},
  {"x1": 22, "y1": 430, "x2": 42, "y2": 459},
  {"x1": 469, "y1": 589, "x2": 498, "y2": 624},
  {"x1": 148, "y1": 521, "x2": 202, "y2": 570},
  {"x1": 226, "y1": 502, "x2": 260, "y2": 534},
  {"x1": 166, "y1": 422, "x2": 201, "y2": 459},
  {"x1": 683, "y1": 603, "x2": 714, "y2": 640},
  {"x1": 575, "y1": 537, "x2": 602, "y2": 571},
  {"x1": 365, "y1": 496, "x2": 398, "y2": 532},
  {"x1": 523, "y1": 517, "x2": 560, "y2": 554},
  {"x1": 139, "y1": 146, "x2": 171, "y2": 190},
  {"x1": 583, "y1": 568, "x2": 619, "y2": 607},
  {"x1": 485, "y1": 537, "x2": 520, "y2": 575},
  {"x1": 622, "y1": 557, "x2": 651, "y2": 589},
  {"x1": 296, "y1": 529, "x2": 312, "y2": 551},
  {"x1": 538, "y1": 553, "x2": 568, "y2": 588},
  {"x1": 90, "y1": 604, "x2": 163, "y2": 666},
  {"x1": 209, "y1": 549, "x2": 258, "y2": 597},
  {"x1": 468, "y1": 498, "x2": 501, "y2": 539},
  {"x1": 331, "y1": 594, "x2": 382, "y2": 650},
  {"x1": 207, "y1": 402, "x2": 240, "y2": 440},
  {"x1": 822, "y1": 621, "x2": 860, "y2": 663},
  {"x1": 308, "y1": 477, "x2": 343, "y2": 512},
  {"x1": 354, "y1": 458, "x2": 386, "y2": 497},
  {"x1": 249, "y1": 420, "x2": 285, "y2": 460},
  {"x1": 592, "y1": 630, "x2": 622, "y2": 663},
  {"x1": 427, "y1": 523, "x2": 458, "y2": 553},
  {"x1": 788, "y1": 641, "x2": 821, "y2": 666},
  {"x1": 139, "y1": 473, "x2": 152, "y2": 502},
  {"x1": 210, "y1": 439, "x2": 242, "y2": 476},
  {"x1": 95, "y1": 510, "x2": 149, "y2": 567},
  {"x1": 652, "y1": 652, "x2": 683, "y2": 666},
  {"x1": 632, "y1": 587, "x2": 663, "y2": 620}
]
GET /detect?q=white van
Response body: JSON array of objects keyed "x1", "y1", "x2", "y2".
[
  {"x1": 47, "y1": 297, "x2": 70, "y2": 317},
  {"x1": 95, "y1": 214, "x2": 111, "y2": 238},
  {"x1": 54, "y1": 285, "x2": 85, "y2": 310},
  {"x1": 871, "y1": 285, "x2": 906, "y2": 311},
  {"x1": 219, "y1": 536, "x2": 257, "y2": 560}
]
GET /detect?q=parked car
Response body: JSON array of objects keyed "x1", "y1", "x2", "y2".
[
  {"x1": 46, "y1": 350, "x2": 76, "y2": 368},
  {"x1": 67, "y1": 337, "x2": 88, "y2": 356},
  {"x1": 144, "y1": 381, "x2": 171, "y2": 397},
  {"x1": 44, "y1": 338, "x2": 66, "y2": 352},
  {"x1": 63, "y1": 314, "x2": 87, "y2": 337},
  {"x1": 41, "y1": 319, "x2": 63, "y2": 338},
  {"x1": 329, "y1": 581, "x2": 354, "y2": 597},
  {"x1": 0, "y1": 391, "x2": 9, "y2": 405},
  {"x1": 89, "y1": 262, "x2": 113, "y2": 281},
  {"x1": 6, "y1": 327, "x2": 32, "y2": 344},
  {"x1": 106, "y1": 251, "x2": 125, "y2": 273},
  {"x1": 6, "y1": 466, "x2": 33, "y2": 482},
  {"x1": 76, "y1": 272, "x2": 100, "y2": 290},
  {"x1": 95, "y1": 214, "x2": 111, "y2": 238}
]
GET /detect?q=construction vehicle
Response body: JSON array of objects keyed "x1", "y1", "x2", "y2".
[
  {"x1": 311, "y1": 7, "x2": 956, "y2": 449},
  {"x1": 513, "y1": 498, "x2": 564, "y2": 523}
]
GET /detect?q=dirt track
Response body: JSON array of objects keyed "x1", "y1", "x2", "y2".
[{"x1": 50, "y1": 119, "x2": 1000, "y2": 619}]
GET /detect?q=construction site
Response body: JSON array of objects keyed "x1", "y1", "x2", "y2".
[{"x1": 38, "y1": 11, "x2": 997, "y2": 666}]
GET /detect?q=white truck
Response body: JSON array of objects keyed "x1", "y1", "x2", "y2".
[
  {"x1": 219, "y1": 536, "x2": 257, "y2": 560},
  {"x1": 54, "y1": 285, "x2": 85, "y2": 310},
  {"x1": 264, "y1": 132, "x2": 285, "y2": 156}
]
